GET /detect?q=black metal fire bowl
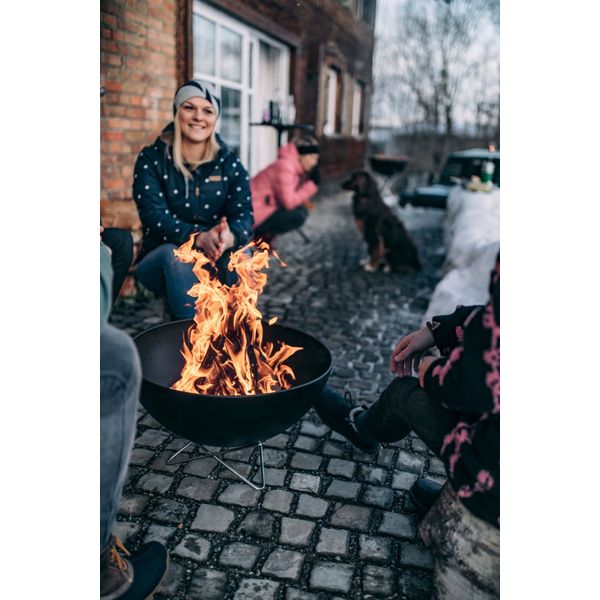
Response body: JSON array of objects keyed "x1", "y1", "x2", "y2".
[{"x1": 133, "y1": 320, "x2": 332, "y2": 448}]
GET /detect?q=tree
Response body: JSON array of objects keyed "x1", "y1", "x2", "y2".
[{"x1": 372, "y1": 0, "x2": 499, "y2": 137}]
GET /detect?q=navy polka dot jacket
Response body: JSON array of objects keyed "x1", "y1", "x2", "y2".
[{"x1": 133, "y1": 125, "x2": 254, "y2": 260}]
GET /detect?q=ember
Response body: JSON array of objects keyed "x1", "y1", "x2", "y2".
[{"x1": 170, "y1": 238, "x2": 302, "y2": 396}]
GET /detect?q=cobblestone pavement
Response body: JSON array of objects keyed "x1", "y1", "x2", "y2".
[{"x1": 110, "y1": 191, "x2": 447, "y2": 600}]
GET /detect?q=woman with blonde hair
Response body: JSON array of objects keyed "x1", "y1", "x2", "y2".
[{"x1": 133, "y1": 80, "x2": 253, "y2": 318}]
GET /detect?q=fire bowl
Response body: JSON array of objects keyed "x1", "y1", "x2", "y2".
[{"x1": 134, "y1": 320, "x2": 332, "y2": 447}]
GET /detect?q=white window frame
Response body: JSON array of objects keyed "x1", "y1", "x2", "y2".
[
  {"x1": 351, "y1": 81, "x2": 364, "y2": 137},
  {"x1": 323, "y1": 67, "x2": 340, "y2": 137},
  {"x1": 193, "y1": 1, "x2": 289, "y2": 171}
]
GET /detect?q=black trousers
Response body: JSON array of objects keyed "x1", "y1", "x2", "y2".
[
  {"x1": 357, "y1": 376, "x2": 459, "y2": 458},
  {"x1": 254, "y1": 206, "x2": 308, "y2": 239},
  {"x1": 101, "y1": 227, "x2": 134, "y2": 302}
]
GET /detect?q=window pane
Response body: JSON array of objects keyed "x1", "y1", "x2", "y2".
[
  {"x1": 193, "y1": 15, "x2": 215, "y2": 76},
  {"x1": 220, "y1": 26, "x2": 242, "y2": 83},
  {"x1": 220, "y1": 87, "x2": 241, "y2": 156}
]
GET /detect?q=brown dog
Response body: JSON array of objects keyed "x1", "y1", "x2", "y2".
[{"x1": 342, "y1": 171, "x2": 421, "y2": 273}]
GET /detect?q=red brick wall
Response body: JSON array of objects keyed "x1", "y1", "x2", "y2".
[{"x1": 100, "y1": 0, "x2": 178, "y2": 212}]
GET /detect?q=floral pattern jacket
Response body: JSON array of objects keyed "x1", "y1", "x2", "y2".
[{"x1": 424, "y1": 255, "x2": 500, "y2": 527}]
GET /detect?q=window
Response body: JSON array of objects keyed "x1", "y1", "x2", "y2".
[
  {"x1": 351, "y1": 81, "x2": 365, "y2": 137},
  {"x1": 192, "y1": 1, "x2": 289, "y2": 173},
  {"x1": 323, "y1": 67, "x2": 341, "y2": 136}
]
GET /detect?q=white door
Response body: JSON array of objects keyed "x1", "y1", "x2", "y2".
[{"x1": 193, "y1": 1, "x2": 290, "y2": 176}]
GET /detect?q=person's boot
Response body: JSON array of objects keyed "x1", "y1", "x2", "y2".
[
  {"x1": 408, "y1": 478, "x2": 444, "y2": 515},
  {"x1": 100, "y1": 535, "x2": 168, "y2": 600},
  {"x1": 314, "y1": 387, "x2": 380, "y2": 453}
]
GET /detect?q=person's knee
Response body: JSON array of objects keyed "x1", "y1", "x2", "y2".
[
  {"x1": 101, "y1": 325, "x2": 141, "y2": 399},
  {"x1": 291, "y1": 207, "x2": 309, "y2": 227}
]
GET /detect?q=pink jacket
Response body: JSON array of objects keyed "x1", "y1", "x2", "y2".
[{"x1": 250, "y1": 143, "x2": 318, "y2": 228}]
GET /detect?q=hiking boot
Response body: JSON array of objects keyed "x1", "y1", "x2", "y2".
[
  {"x1": 100, "y1": 535, "x2": 168, "y2": 600},
  {"x1": 314, "y1": 387, "x2": 380, "y2": 453},
  {"x1": 408, "y1": 478, "x2": 444, "y2": 515}
]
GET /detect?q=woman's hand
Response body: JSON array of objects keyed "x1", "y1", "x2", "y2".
[
  {"x1": 193, "y1": 218, "x2": 234, "y2": 262},
  {"x1": 389, "y1": 326, "x2": 435, "y2": 377},
  {"x1": 418, "y1": 356, "x2": 437, "y2": 387}
]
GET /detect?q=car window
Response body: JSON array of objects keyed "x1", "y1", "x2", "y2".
[{"x1": 440, "y1": 156, "x2": 500, "y2": 186}]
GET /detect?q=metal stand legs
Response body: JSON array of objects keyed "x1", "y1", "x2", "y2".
[{"x1": 166, "y1": 441, "x2": 266, "y2": 491}]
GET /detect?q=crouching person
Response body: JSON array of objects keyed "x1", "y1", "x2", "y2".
[
  {"x1": 101, "y1": 241, "x2": 168, "y2": 599},
  {"x1": 315, "y1": 256, "x2": 500, "y2": 599},
  {"x1": 251, "y1": 135, "x2": 320, "y2": 248}
]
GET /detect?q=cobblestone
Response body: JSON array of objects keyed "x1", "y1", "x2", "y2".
[
  {"x1": 262, "y1": 489, "x2": 294, "y2": 513},
  {"x1": 325, "y1": 479, "x2": 362, "y2": 500},
  {"x1": 188, "y1": 568, "x2": 228, "y2": 600},
  {"x1": 262, "y1": 548, "x2": 304, "y2": 580},
  {"x1": 291, "y1": 451, "x2": 323, "y2": 470},
  {"x1": 327, "y1": 458, "x2": 357, "y2": 479},
  {"x1": 316, "y1": 527, "x2": 350, "y2": 556},
  {"x1": 295, "y1": 494, "x2": 329, "y2": 518},
  {"x1": 176, "y1": 476, "x2": 219, "y2": 501},
  {"x1": 309, "y1": 561, "x2": 354, "y2": 593},
  {"x1": 289, "y1": 473, "x2": 320, "y2": 494},
  {"x1": 280, "y1": 517, "x2": 316, "y2": 546},
  {"x1": 330, "y1": 503, "x2": 371, "y2": 531},
  {"x1": 378, "y1": 511, "x2": 417, "y2": 539},
  {"x1": 396, "y1": 451, "x2": 426, "y2": 475},
  {"x1": 147, "y1": 498, "x2": 189, "y2": 524},
  {"x1": 362, "y1": 564, "x2": 395, "y2": 596},
  {"x1": 359, "y1": 534, "x2": 392, "y2": 562},
  {"x1": 391, "y1": 471, "x2": 418, "y2": 491},
  {"x1": 111, "y1": 196, "x2": 446, "y2": 598},
  {"x1": 172, "y1": 533, "x2": 211, "y2": 562},
  {"x1": 219, "y1": 542, "x2": 261, "y2": 570},
  {"x1": 400, "y1": 542, "x2": 435, "y2": 570},
  {"x1": 218, "y1": 483, "x2": 261, "y2": 507},
  {"x1": 361, "y1": 485, "x2": 395, "y2": 508},
  {"x1": 136, "y1": 472, "x2": 174, "y2": 494},
  {"x1": 238, "y1": 511, "x2": 275, "y2": 539},
  {"x1": 143, "y1": 524, "x2": 175, "y2": 545},
  {"x1": 192, "y1": 504, "x2": 235, "y2": 533},
  {"x1": 233, "y1": 578, "x2": 280, "y2": 600}
]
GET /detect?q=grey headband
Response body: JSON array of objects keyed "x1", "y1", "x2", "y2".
[{"x1": 173, "y1": 80, "x2": 221, "y2": 116}]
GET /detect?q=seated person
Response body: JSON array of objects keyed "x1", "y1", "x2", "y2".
[
  {"x1": 315, "y1": 256, "x2": 500, "y2": 599},
  {"x1": 101, "y1": 226, "x2": 134, "y2": 303},
  {"x1": 251, "y1": 135, "x2": 320, "y2": 247},
  {"x1": 133, "y1": 80, "x2": 253, "y2": 319},
  {"x1": 100, "y1": 242, "x2": 168, "y2": 599}
]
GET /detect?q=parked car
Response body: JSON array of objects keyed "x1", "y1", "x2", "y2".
[{"x1": 399, "y1": 148, "x2": 500, "y2": 209}]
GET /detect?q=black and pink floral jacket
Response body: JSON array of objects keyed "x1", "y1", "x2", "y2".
[{"x1": 424, "y1": 255, "x2": 500, "y2": 527}]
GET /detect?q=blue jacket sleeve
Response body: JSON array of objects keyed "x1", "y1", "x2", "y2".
[
  {"x1": 222, "y1": 158, "x2": 254, "y2": 249},
  {"x1": 133, "y1": 151, "x2": 201, "y2": 246}
]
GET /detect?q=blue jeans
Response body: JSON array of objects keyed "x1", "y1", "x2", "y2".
[
  {"x1": 100, "y1": 324, "x2": 141, "y2": 548},
  {"x1": 136, "y1": 244, "x2": 237, "y2": 319}
]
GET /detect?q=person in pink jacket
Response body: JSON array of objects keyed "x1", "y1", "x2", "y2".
[{"x1": 251, "y1": 136, "x2": 320, "y2": 246}]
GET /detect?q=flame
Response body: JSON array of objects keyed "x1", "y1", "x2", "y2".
[{"x1": 170, "y1": 237, "x2": 302, "y2": 396}]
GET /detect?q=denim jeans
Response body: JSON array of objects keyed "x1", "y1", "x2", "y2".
[
  {"x1": 136, "y1": 244, "x2": 237, "y2": 319},
  {"x1": 100, "y1": 324, "x2": 141, "y2": 549}
]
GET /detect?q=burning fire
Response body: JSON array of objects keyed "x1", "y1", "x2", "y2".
[{"x1": 170, "y1": 238, "x2": 302, "y2": 396}]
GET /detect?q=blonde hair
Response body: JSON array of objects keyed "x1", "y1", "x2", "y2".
[{"x1": 172, "y1": 108, "x2": 220, "y2": 181}]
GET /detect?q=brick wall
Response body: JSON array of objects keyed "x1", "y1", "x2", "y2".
[{"x1": 100, "y1": 0, "x2": 178, "y2": 225}]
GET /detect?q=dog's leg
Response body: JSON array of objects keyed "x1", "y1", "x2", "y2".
[{"x1": 365, "y1": 237, "x2": 385, "y2": 272}]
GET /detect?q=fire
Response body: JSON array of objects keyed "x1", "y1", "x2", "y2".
[{"x1": 170, "y1": 237, "x2": 302, "y2": 396}]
